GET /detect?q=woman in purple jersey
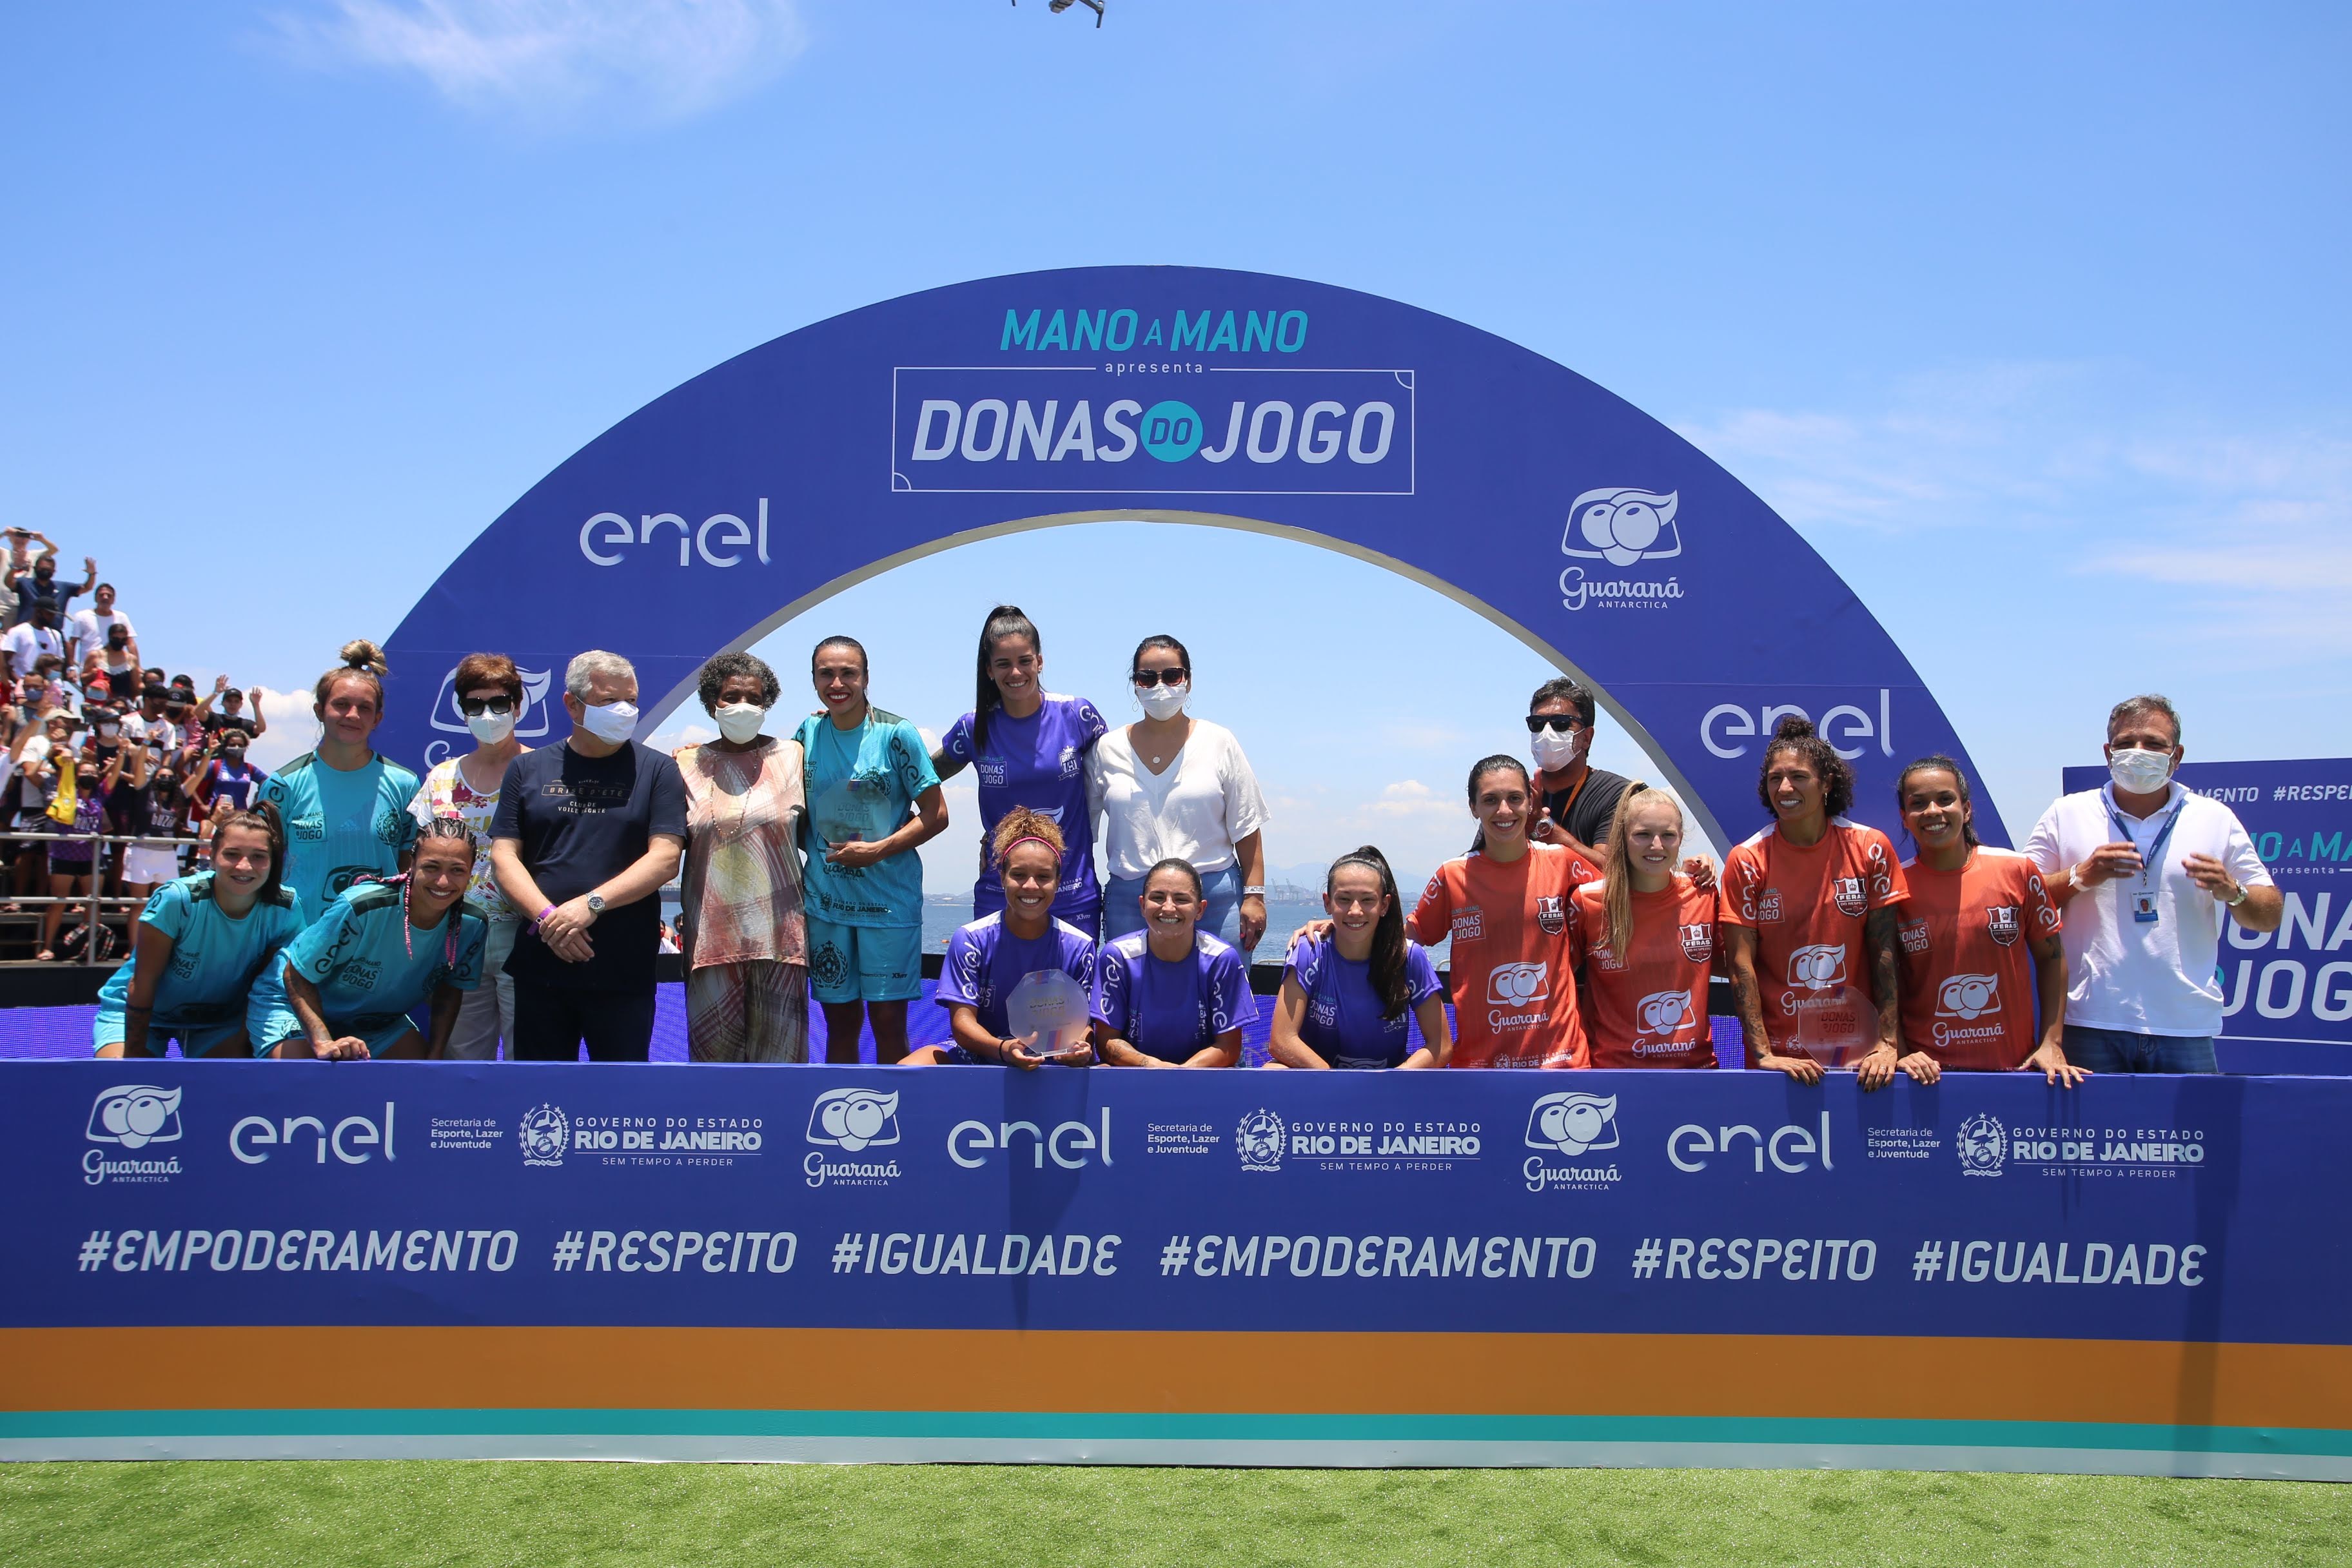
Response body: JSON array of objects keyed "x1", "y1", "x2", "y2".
[
  {"x1": 1268, "y1": 846, "x2": 1451, "y2": 1070},
  {"x1": 908, "y1": 808, "x2": 1100, "y2": 1068},
  {"x1": 930, "y1": 605, "x2": 1108, "y2": 934},
  {"x1": 1092, "y1": 858, "x2": 1256, "y2": 1068}
]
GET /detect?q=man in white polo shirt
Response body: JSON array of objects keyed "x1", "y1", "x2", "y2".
[{"x1": 2024, "y1": 694, "x2": 2282, "y2": 1073}]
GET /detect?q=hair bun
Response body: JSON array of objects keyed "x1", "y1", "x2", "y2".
[
  {"x1": 1770, "y1": 714, "x2": 1817, "y2": 742},
  {"x1": 338, "y1": 638, "x2": 387, "y2": 677}
]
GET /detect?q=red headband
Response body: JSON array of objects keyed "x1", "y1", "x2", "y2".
[{"x1": 999, "y1": 834, "x2": 1057, "y2": 864}]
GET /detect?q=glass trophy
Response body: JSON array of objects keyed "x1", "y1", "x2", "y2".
[
  {"x1": 1789, "y1": 983, "x2": 1878, "y2": 1067},
  {"x1": 1006, "y1": 969, "x2": 1093, "y2": 1063},
  {"x1": 812, "y1": 778, "x2": 896, "y2": 867}
]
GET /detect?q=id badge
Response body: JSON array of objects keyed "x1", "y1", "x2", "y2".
[{"x1": 2132, "y1": 891, "x2": 2161, "y2": 925}]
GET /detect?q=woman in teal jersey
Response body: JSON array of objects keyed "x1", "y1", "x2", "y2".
[
  {"x1": 249, "y1": 817, "x2": 487, "y2": 1060},
  {"x1": 792, "y1": 635, "x2": 948, "y2": 1064},
  {"x1": 257, "y1": 640, "x2": 420, "y2": 918},
  {"x1": 95, "y1": 804, "x2": 305, "y2": 1057}
]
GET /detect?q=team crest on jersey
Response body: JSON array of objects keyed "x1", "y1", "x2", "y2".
[
  {"x1": 1831, "y1": 876, "x2": 1867, "y2": 917},
  {"x1": 1678, "y1": 923, "x2": 1712, "y2": 963},
  {"x1": 1535, "y1": 896, "x2": 1566, "y2": 936},
  {"x1": 1986, "y1": 905, "x2": 2021, "y2": 947}
]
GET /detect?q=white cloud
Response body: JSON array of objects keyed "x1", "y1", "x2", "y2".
[
  {"x1": 1675, "y1": 367, "x2": 2352, "y2": 657},
  {"x1": 270, "y1": 0, "x2": 808, "y2": 122},
  {"x1": 246, "y1": 687, "x2": 319, "y2": 773}
]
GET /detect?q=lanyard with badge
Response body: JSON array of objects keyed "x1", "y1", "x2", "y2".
[{"x1": 2107, "y1": 794, "x2": 2184, "y2": 926}]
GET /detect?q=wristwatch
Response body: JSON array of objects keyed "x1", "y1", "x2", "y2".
[
  {"x1": 585, "y1": 893, "x2": 607, "y2": 915},
  {"x1": 2226, "y1": 884, "x2": 2248, "y2": 907},
  {"x1": 1242, "y1": 885, "x2": 1266, "y2": 897}
]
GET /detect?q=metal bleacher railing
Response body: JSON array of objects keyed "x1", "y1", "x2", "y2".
[{"x1": 0, "y1": 826, "x2": 193, "y2": 968}]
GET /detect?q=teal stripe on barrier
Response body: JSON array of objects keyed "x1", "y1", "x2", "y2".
[{"x1": 6, "y1": 1409, "x2": 2350, "y2": 1457}]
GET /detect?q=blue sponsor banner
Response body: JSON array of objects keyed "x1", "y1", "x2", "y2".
[
  {"x1": 2062, "y1": 758, "x2": 2352, "y2": 1073},
  {"x1": 12, "y1": 1061, "x2": 2343, "y2": 1346}
]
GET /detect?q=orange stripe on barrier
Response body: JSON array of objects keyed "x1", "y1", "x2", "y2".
[{"x1": 6, "y1": 1328, "x2": 2349, "y2": 1430}]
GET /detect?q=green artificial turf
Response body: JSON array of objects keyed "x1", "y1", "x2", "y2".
[{"x1": 3, "y1": 1462, "x2": 2347, "y2": 1567}]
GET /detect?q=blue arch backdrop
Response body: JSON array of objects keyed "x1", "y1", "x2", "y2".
[{"x1": 379, "y1": 266, "x2": 1995, "y2": 852}]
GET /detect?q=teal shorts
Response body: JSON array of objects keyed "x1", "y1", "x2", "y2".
[
  {"x1": 248, "y1": 1009, "x2": 420, "y2": 1059},
  {"x1": 92, "y1": 1006, "x2": 248, "y2": 1060},
  {"x1": 805, "y1": 917, "x2": 922, "y2": 1005}
]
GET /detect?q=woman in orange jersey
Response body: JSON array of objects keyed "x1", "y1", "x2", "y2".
[
  {"x1": 1406, "y1": 756, "x2": 1597, "y2": 1068},
  {"x1": 1720, "y1": 716, "x2": 1923, "y2": 1089},
  {"x1": 1892, "y1": 756, "x2": 2084, "y2": 1085},
  {"x1": 1567, "y1": 785, "x2": 1718, "y2": 1068}
]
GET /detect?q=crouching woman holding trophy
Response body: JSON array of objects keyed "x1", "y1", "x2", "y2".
[{"x1": 906, "y1": 807, "x2": 1100, "y2": 1068}]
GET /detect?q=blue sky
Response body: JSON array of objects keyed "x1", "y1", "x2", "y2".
[{"x1": 4, "y1": 1, "x2": 2346, "y2": 894}]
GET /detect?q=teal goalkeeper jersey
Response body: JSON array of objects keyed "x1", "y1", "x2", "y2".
[
  {"x1": 254, "y1": 882, "x2": 487, "y2": 1027},
  {"x1": 257, "y1": 751, "x2": 421, "y2": 919},
  {"x1": 95, "y1": 872, "x2": 308, "y2": 1023}
]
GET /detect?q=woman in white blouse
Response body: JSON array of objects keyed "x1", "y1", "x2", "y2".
[{"x1": 1087, "y1": 635, "x2": 1270, "y2": 952}]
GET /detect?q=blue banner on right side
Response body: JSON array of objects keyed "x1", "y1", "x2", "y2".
[{"x1": 2061, "y1": 758, "x2": 2352, "y2": 1075}]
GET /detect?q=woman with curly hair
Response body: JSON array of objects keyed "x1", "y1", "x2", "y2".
[
  {"x1": 1719, "y1": 715, "x2": 1919, "y2": 1088},
  {"x1": 908, "y1": 805, "x2": 1099, "y2": 1068}
]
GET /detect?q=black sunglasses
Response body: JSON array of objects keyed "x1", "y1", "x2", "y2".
[
  {"x1": 1130, "y1": 670, "x2": 1189, "y2": 689},
  {"x1": 1525, "y1": 714, "x2": 1587, "y2": 734},
  {"x1": 458, "y1": 696, "x2": 518, "y2": 717}
]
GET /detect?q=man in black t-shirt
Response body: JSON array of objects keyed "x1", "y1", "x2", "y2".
[
  {"x1": 489, "y1": 650, "x2": 684, "y2": 1062},
  {"x1": 1525, "y1": 675, "x2": 1631, "y2": 863}
]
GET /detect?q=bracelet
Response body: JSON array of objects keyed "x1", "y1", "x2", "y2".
[
  {"x1": 1242, "y1": 885, "x2": 1266, "y2": 897},
  {"x1": 534, "y1": 904, "x2": 554, "y2": 926}
]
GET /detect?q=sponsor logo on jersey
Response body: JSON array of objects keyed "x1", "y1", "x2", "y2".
[
  {"x1": 1788, "y1": 943, "x2": 1847, "y2": 992},
  {"x1": 1832, "y1": 876, "x2": 1867, "y2": 917},
  {"x1": 1451, "y1": 906, "x2": 1484, "y2": 943},
  {"x1": 1937, "y1": 973, "x2": 2001, "y2": 1020},
  {"x1": 1535, "y1": 895, "x2": 1566, "y2": 936},
  {"x1": 1635, "y1": 989, "x2": 1694, "y2": 1037},
  {"x1": 1678, "y1": 923, "x2": 1713, "y2": 962},
  {"x1": 1487, "y1": 961, "x2": 1549, "y2": 1008},
  {"x1": 1986, "y1": 905, "x2": 2021, "y2": 946}
]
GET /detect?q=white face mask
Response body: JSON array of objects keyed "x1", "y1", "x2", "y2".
[
  {"x1": 1137, "y1": 679, "x2": 1189, "y2": 721},
  {"x1": 1531, "y1": 725, "x2": 1581, "y2": 771},
  {"x1": 714, "y1": 701, "x2": 768, "y2": 745},
  {"x1": 578, "y1": 699, "x2": 639, "y2": 743},
  {"x1": 2108, "y1": 746, "x2": 2175, "y2": 795},
  {"x1": 466, "y1": 709, "x2": 516, "y2": 745}
]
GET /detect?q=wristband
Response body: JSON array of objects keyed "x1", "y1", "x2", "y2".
[
  {"x1": 534, "y1": 904, "x2": 554, "y2": 926},
  {"x1": 1242, "y1": 886, "x2": 1266, "y2": 897}
]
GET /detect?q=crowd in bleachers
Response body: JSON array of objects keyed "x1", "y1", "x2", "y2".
[{"x1": 0, "y1": 530, "x2": 269, "y2": 962}]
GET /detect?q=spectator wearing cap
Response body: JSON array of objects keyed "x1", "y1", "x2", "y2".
[
  {"x1": 195, "y1": 676, "x2": 267, "y2": 744},
  {"x1": 2, "y1": 603, "x2": 65, "y2": 681},
  {"x1": 1525, "y1": 674, "x2": 1632, "y2": 863},
  {"x1": 66, "y1": 582, "x2": 136, "y2": 672},
  {"x1": 2023, "y1": 694, "x2": 2284, "y2": 1073},
  {"x1": 11, "y1": 550, "x2": 93, "y2": 629}
]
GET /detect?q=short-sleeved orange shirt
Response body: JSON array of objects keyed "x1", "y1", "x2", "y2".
[
  {"x1": 1896, "y1": 847, "x2": 2061, "y2": 1070},
  {"x1": 1568, "y1": 876, "x2": 1718, "y2": 1068},
  {"x1": 1409, "y1": 842, "x2": 1595, "y2": 1068},
  {"x1": 1720, "y1": 819, "x2": 1907, "y2": 1054}
]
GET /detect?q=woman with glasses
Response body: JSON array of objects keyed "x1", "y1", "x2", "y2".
[
  {"x1": 930, "y1": 605, "x2": 1109, "y2": 935},
  {"x1": 1526, "y1": 676, "x2": 1632, "y2": 863},
  {"x1": 405, "y1": 652, "x2": 530, "y2": 1061},
  {"x1": 1086, "y1": 634, "x2": 1271, "y2": 953}
]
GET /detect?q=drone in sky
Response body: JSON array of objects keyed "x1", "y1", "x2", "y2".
[{"x1": 1014, "y1": 0, "x2": 1106, "y2": 26}]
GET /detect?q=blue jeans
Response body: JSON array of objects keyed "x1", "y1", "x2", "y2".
[
  {"x1": 1104, "y1": 863, "x2": 1243, "y2": 945},
  {"x1": 2061, "y1": 1024, "x2": 2218, "y2": 1075}
]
